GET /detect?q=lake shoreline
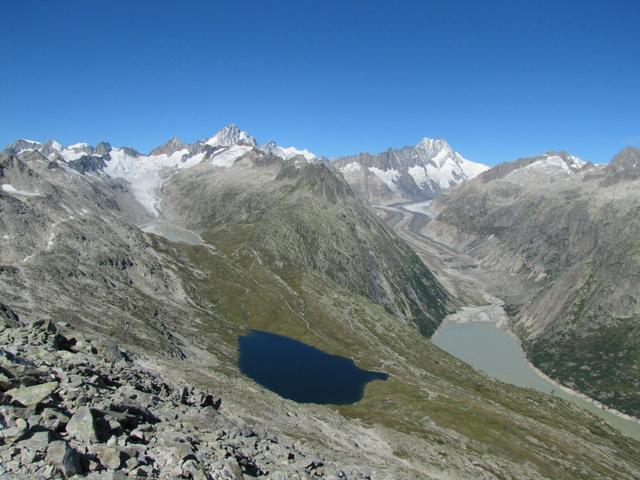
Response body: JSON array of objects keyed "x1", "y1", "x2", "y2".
[{"x1": 434, "y1": 309, "x2": 640, "y2": 432}]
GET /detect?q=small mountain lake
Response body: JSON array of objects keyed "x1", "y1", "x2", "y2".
[
  {"x1": 238, "y1": 330, "x2": 388, "y2": 404},
  {"x1": 433, "y1": 320, "x2": 640, "y2": 440}
]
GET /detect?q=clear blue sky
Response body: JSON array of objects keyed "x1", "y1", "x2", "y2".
[{"x1": 1, "y1": 0, "x2": 638, "y2": 165}]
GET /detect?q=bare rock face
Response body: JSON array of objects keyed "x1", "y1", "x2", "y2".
[
  {"x1": 0, "y1": 303, "x2": 21, "y2": 329},
  {"x1": 66, "y1": 406, "x2": 100, "y2": 443},
  {"x1": 148, "y1": 136, "x2": 186, "y2": 156},
  {"x1": 6, "y1": 381, "x2": 58, "y2": 407},
  {"x1": 600, "y1": 146, "x2": 640, "y2": 185},
  {"x1": 46, "y1": 440, "x2": 83, "y2": 477},
  {"x1": 425, "y1": 148, "x2": 640, "y2": 416}
]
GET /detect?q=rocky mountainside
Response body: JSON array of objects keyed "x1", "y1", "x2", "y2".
[
  {"x1": 1, "y1": 131, "x2": 640, "y2": 478},
  {"x1": 158, "y1": 148, "x2": 452, "y2": 337},
  {"x1": 333, "y1": 138, "x2": 488, "y2": 205},
  {"x1": 1, "y1": 316, "x2": 361, "y2": 479},
  {"x1": 424, "y1": 149, "x2": 640, "y2": 416}
]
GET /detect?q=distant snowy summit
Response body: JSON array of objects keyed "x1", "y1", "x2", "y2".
[
  {"x1": 477, "y1": 151, "x2": 593, "y2": 186},
  {"x1": 6, "y1": 125, "x2": 315, "y2": 166},
  {"x1": 333, "y1": 137, "x2": 489, "y2": 204}
]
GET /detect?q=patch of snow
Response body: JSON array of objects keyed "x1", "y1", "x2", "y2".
[
  {"x1": 369, "y1": 167, "x2": 400, "y2": 191},
  {"x1": 425, "y1": 158, "x2": 456, "y2": 189},
  {"x1": 22, "y1": 139, "x2": 41, "y2": 144},
  {"x1": 569, "y1": 155, "x2": 586, "y2": 168},
  {"x1": 460, "y1": 156, "x2": 490, "y2": 179},
  {"x1": 60, "y1": 149, "x2": 89, "y2": 162},
  {"x1": 67, "y1": 142, "x2": 89, "y2": 149},
  {"x1": 2, "y1": 234, "x2": 9, "y2": 240},
  {"x1": 260, "y1": 140, "x2": 315, "y2": 161},
  {"x1": 210, "y1": 145, "x2": 253, "y2": 168},
  {"x1": 523, "y1": 155, "x2": 573, "y2": 174},
  {"x1": 431, "y1": 149, "x2": 450, "y2": 166},
  {"x1": 178, "y1": 152, "x2": 205, "y2": 170},
  {"x1": 408, "y1": 165, "x2": 428, "y2": 187},
  {"x1": 276, "y1": 146, "x2": 316, "y2": 160},
  {"x1": 340, "y1": 162, "x2": 362, "y2": 174},
  {"x1": 1, "y1": 184, "x2": 42, "y2": 197}
]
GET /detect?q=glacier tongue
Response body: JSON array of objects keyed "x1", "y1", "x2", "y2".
[{"x1": 103, "y1": 148, "x2": 191, "y2": 216}]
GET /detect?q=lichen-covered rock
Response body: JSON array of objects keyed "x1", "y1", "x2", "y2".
[
  {"x1": 66, "y1": 406, "x2": 99, "y2": 443},
  {"x1": 18, "y1": 429, "x2": 52, "y2": 452},
  {"x1": 6, "y1": 381, "x2": 58, "y2": 407},
  {"x1": 46, "y1": 440, "x2": 83, "y2": 477}
]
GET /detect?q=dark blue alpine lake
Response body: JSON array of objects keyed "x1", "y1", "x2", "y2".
[{"x1": 238, "y1": 330, "x2": 388, "y2": 404}]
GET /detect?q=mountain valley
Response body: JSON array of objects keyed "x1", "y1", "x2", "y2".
[
  {"x1": 1, "y1": 127, "x2": 639, "y2": 479},
  {"x1": 420, "y1": 149, "x2": 640, "y2": 417}
]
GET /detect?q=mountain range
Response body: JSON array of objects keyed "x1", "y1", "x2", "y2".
[
  {"x1": 6, "y1": 125, "x2": 488, "y2": 213},
  {"x1": 1, "y1": 126, "x2": 639, "y2": 479}
]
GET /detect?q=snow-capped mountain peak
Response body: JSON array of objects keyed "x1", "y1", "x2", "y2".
[
  {"x1": 67, "y1": 142, "x2": 90, "y2": 150},
  {"x1": 9, "y1": 139, "x2": 43, "y2": 153},
  {"x1": 261, "y1": 140, "x2": 316, "y2": 161},
  {"x1": 517, "y1": 152, "x2": 588, "y2": 176},
  {"x1": 416, "y1": 137, "x2": 453, "y2": 157},
  {"x1": 203, "y1": 124, "x2": 257, "y2": 148},
  {"x1": 333, "y1": 136, "x2": 489, "y2": 204}
]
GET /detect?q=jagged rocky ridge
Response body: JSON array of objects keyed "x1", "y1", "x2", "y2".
[
  {"x1": 333, "y1": 138, "x2": 488, "y2": 205},
  {"x1": 424, "y1": 149, "x2": 640, "y2": 416},
  {"x1": 2, "y1": 126, "x2": 315, "y2": 216}
]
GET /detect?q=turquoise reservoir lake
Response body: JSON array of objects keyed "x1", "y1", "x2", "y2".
[{"x1": 433, "y1": 320, "x2": 640, "y2": 440}]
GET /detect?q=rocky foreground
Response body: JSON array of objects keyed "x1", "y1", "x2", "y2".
[{"x1": 0, "y1": 309, "x2": 364, "y2": 479}]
